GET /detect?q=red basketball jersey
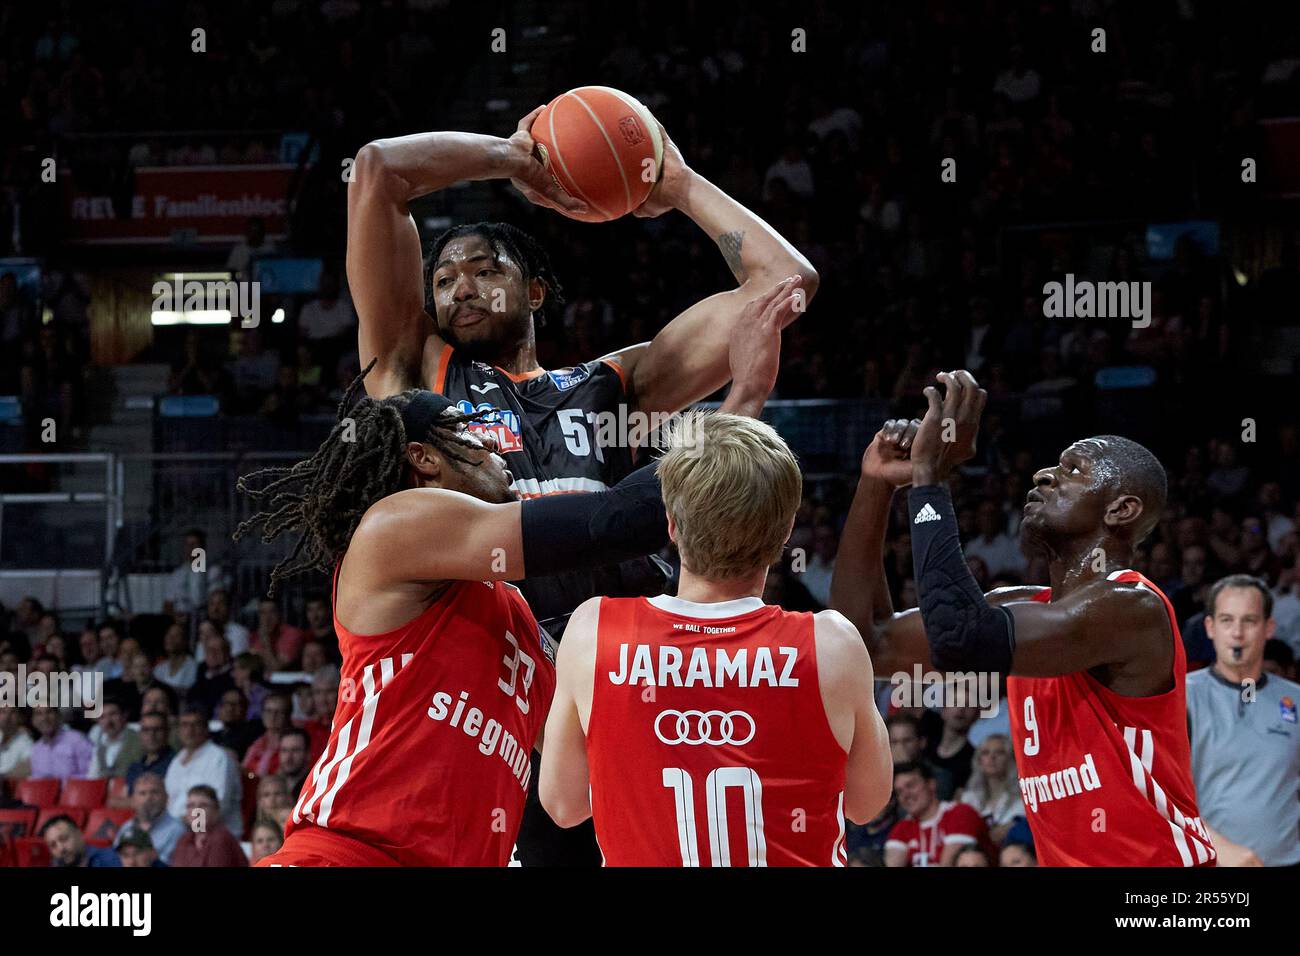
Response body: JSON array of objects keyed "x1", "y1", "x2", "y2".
[
  {"x1": 1006, "y1": 570, "x2": 1215, "y2": 867},
  {"x1": 285, "y1": 573, "x2": 555, "y2": 866},
  {"x1": 885, "y1": 800, "x2": 991, "y2": 867},
  {"x1": 587, "y1": 594, "x2": 849, "y2": 867}
]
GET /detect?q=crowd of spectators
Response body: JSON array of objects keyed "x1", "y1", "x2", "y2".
[
  {"x1": 1, "y1": 3, "x2": 1297, "y2": 439},
  {"x1": 0, "y1": 547, "x2": 342, "y2": 866},
  {"x1": 1, "y1": 1, "x2": 1298, "y2": 865},
  {"x1": 167, "y1": 223, "x2": 361, "y2": 420}
]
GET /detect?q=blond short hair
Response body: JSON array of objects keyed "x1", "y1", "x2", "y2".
[{"x1": 658, "y1": 411, "x2": 802, "y2": 580}]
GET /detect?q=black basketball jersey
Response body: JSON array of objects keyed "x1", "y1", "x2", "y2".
[{"x1": 433, "y1": 346, "x2": 670, "y2": 624}]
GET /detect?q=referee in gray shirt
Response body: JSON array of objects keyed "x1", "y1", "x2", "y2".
[{"x1": 1187, "y1": 574, "x2": 1300, "y2": 867}]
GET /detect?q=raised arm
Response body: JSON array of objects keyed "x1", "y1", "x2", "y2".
[
  {"x1": 835, "y1": 393, "x2": 1048, "y2": 676},
  {"x1": 905, "y1": 370, "x2": 1170, "y2": 689},
  {"x1": 348, "y1": 274, "x2": 803, "y2": 590},
  {"x1": 349, "y1": 108, "x2": 583, "y2": 398},
  {"x1": 598, "y1": 127, "x2": 819, "y2": 416},
  {"x1": 714, "y1": 275, "x2": 803, "y2": 418},
  {"x1": 830, "y1": 419, "x2": 935, "y2": 674}
]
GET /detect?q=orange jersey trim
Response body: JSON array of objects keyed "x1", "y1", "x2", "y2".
[
  {"x1": 600, "y1": 357, "x2": 629, "y2": 393},
  {"x1": 433, "y1": 346, "x2": 453, "y2": 394},
  {"x1": 495, "y1": 365, "x2": 549, "y2": 383}
]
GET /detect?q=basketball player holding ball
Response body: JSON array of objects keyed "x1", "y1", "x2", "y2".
[
  {"x1": 830, "y1": 371, "x2": 1216, "y2": 867},
  {"x1": 242, "y1": 278, "x2": 800, "y2": 866},
  {"x1": 347, "y1": 90, "x2": 817, "y2": 864}
]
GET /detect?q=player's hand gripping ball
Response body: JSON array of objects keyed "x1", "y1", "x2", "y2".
[{"x1": 527, "y1": 86, "x2": 664, "y2": 222}]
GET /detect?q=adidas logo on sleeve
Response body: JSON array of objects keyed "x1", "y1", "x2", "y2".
[{"x1": 914, "y1": 503, "x2": 942, "y2": 524}]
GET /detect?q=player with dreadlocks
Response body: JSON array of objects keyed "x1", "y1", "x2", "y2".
[
  {"x1": 241, "y1": 278, "x2": 800, "y2": 867},
  {"x1": 348, "y1": 105, "x2": 818, "y2": 864}
]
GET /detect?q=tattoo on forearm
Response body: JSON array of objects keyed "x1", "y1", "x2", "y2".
[{"x1": 718, "y1": 230, "x2": 747, "y2": 283}]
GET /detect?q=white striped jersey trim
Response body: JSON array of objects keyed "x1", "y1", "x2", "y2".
[
  {"x1": 647, "y1": 594, "x2": 765, "y2": 619},
  {"x1": 832, "y1": 791, "x2": 848, "y2": 867},
  {"x1": 1106, "y1": 569, "x2": 1160, "y2": 599},
  {"x1": 512, "y1": 476, "x2": 610, "y2": 499},
  {"x1": 1117, "y1": 723, "x2": 1215, "y2": 866},
  {"x1": 1106, "y1": 570, "x2": 1215, "y2": 865},
  {"x1": 292, "y1": 654, "x2": 411, "y2": 829}
]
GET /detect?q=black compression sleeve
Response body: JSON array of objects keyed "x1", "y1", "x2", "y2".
[
  {"x1": 520, "y1": 460, "x2": 668, "y2": 577},
  {"x1": 908, "y1": 484, "x2": 1016, "y2": 674}
]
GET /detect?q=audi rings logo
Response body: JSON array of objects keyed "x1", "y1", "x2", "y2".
[{"x1": 654, "y1": 709, "x2": 756, "y2": 746}]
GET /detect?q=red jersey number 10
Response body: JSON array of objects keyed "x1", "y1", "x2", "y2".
[{"x1": 662, "y1": 766, "x2": 768, "y2": 867}]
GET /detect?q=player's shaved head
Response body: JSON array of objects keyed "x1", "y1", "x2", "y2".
[
  {"x1": 1022, "y1": 434, "x2": 1168, "y2": 554},
  {"x1": 1087, "y1": 435, "x2": 1167, "y2": 542}
]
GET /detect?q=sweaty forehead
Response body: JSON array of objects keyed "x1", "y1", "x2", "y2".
[
  {"x1": 1059, "y1": 438, "x2": 1124, "y2": 490},
  {"x1": 1063, "y1": 438, "x2": 1106, "y2": 461},
  {"x1": 434, "y1": 235, "x2": 519, "y2": 273}
]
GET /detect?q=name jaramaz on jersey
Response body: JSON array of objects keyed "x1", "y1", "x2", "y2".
[{"x1": 608, "y1": 643, "x2": 800, "y2": 689}]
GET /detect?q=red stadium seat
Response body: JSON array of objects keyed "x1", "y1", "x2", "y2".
[
  {"x1": 84, "y1": 807, "x2": 133, "y2": 843},
  {"x1": 107, "y1": 776, "x2": 129, "y2": 803},
  {"x1": 85, "y1": 838, "x2": 112, "y2": 849},
  {"x1": 0, "y1": 808, "x2": 38, "y2": 842},
  {"x1": 60, "y1": 778, "x2": 108, "y2": 808},
  {"x1": 15, "y1": 778, "x2": 60, "y2": 808},
  {"x1": 36, "y1": 806, "x2": 87, "y2": 832},
  {"x1": 12, "y1": 836, "x2": 51, "y2": 867}
]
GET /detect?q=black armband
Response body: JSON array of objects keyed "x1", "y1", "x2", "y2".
[
  {"x1": 520, "y1": 460, "x2": 668, "y2": 577},
  {"x1": 908, "y1": 485, "x2": 1015, "y2": 675}
]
